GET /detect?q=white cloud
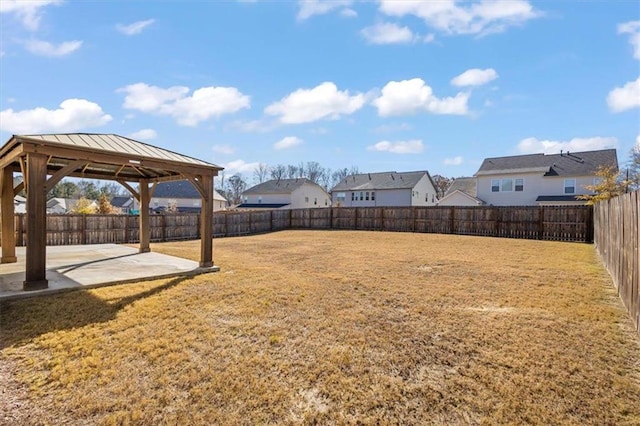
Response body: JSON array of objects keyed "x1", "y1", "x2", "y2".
[
  {"x1": 129, "y1": 128, "x2": 157, "y2": 140},
  {"x1": 340, "y1": 8, "x2": 357, "y2": 18},
  {"x1": 274, "y1": 136, "x2": 303, "y2": 150},
  {"x1": 297, "y1": 0, "x2": 353, "y2": 20},
  {"x1": 0, "y1": 0, "x2": 62, "y2": 31},
  {"x1": 119, "y1": 82, "x2": 250, "y2": 126},
  {"x1": 24, "y1": 39, "x2": 82, "y2": 57},
  {"x1": 618, "y1": 20, "x2": 640, "y2": 60},
  {"x1": 372, "y1": 78, "x2": 469, "y2": 116},
  {"x1": 379, "y1": 0, "x2": 540, "y2": 36},
  {"x1": 443, "y1": 156, "x2": 464, "y2": 165},
  {"x1": 517, "y1": 136, "x2": 618, "y2": 154},
  {"x1": 223, "y1": 159, "x2": 261, "y2": 174},
  {"x1": 372, "y1": 122, "x2": 412, "y2": 133},
  {"x1": 0, "y1": 99, "x2": 112, "y2": 134},
  {"x1": 116, "y1": 19, "x2": 155, "y2": 36},
  {"x1": 607, "y1": 77, "x2": 640, "y2": 113},
  {"x1": 367, "y1": 139, "x2": 424, "y2": 154},
  {"x1": 361, "y1": 22, "x2": 416, "y2": 44},
  {"x1": 213, "y1": 144, "x2": 235, "y2": 154},
  {"x1": 265, "y1": 82, "x2": 365, "y2": 124},
  {"x1": 226, "y1": 119, "x2": 278, "y2": 133},
  {"x1": 451, "y1": 68, "x2": 498, "y2": 87}
]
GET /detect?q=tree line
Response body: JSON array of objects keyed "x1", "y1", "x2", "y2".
[{"x1": 215, "y1": 161, "x2": 454, "y2": 205}]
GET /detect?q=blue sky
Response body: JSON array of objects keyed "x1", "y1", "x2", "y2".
[{"x1": 1, "y1": 0, "x2": 638, "y2": 182}]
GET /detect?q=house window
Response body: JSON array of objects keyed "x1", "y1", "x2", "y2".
[
  {"x1": 305, "y1": 196, "x2": 309, "y2": 203},
  {"x1": 412, "y1": 191, "x2": 415, "y2": 197},
  {"x1": 193, "y1": 200, "x2": 201, "y2": 206},
  {"x1": 154, "y1": 200, "x2": 159, "y2": 207},
  {"x1": 337, "y1": 192, "x2": 346, "y2": 202},
  {"x1": 351, "y1": 193, "x2": 355, "y2": 201},
  {"x1": 258, "y1": 196, "x2": 262, "y2": 204},
  {"x1": 492, "y1": 178, "x2": 523, "y2": 193},
  {"x1": 515, "y1": 178, "x2": 524, "y2": 192},
  {"x1": 360, "y1": 192, "x2": 364, "y2": 201},
  {"x1": 593, "y1": 177, "x2": 603, "y2": 186},
  {"x1": 365, "y1": 192, "x2": 369, "y2": 201},
  {"x1": 426, "y1": 193, "x2": 428, "y2": 202},
  {"x1": 371, "y1": 192, "x2": 375, "y2": 201},
  {"x1": 564, "y1": 179, "x2": 576, "y2": 194},
  {"x1": 431, "y1": 194, "x2": 435, "y2": 203},
  {"x1": 325, "y1": 199, "x2": 328, "y2": 206},
  {"x1": 314, "y1": 197, "x2": 317, "y2": 205}
]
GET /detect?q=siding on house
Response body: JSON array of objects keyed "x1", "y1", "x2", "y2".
[
  {"x1": 331, "y1": 171, "x2": 438, "y2": 207},
  {"x1": 240, "y1": 179, "x2": 330, "y2": 209}
]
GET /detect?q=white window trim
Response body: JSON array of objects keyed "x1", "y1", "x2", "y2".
[
  {"x1": 491, "y1": 178, "x2": 524, "y2": 193},
  {"x1": 564, "y1": 179, "x2": 576, "y2": 194}
]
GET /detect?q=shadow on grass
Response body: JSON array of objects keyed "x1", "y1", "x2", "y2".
[{"x1": 0, "y1": 276, "x2": 187, "y2": 349}]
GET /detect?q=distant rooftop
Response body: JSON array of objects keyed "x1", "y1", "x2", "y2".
[
  {"x1": 475, "y1": 149, "x2": 617, "y2": 177},
  {"x1": 331, "y1": 171, "x2": 433, "y2": 191}
]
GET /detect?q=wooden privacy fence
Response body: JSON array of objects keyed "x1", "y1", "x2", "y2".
[
  {"x1": 2, "y1": 205, "x2": 593, "y2": 246},
  {"x1": 594, "y1": 191, "x2": 639, "y2": 333}
]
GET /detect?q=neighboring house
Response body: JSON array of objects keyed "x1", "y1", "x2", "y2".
[
  {"x1": 46, "y1": 198, "x2": 93, "y2": 214},
  {"x1": 331, "y1": 171, "x2": 438, "y2": 207},
  {"x1": 474, "y1": 149, "x2": 618, "y2": 206},
  {"x1": 438, "y1": 177, "x2": 485, "y2": 206},
  {"x1": 134, "y1": 180, "x2": 227, "y2": 212},
  {"x1": 238, "y1": 178, "x2": 330, "y2": 209},
  {"x1": 14, "y1": 195, "x2": 26, "y2": 214},
  {"x1": 110, "y1": 196, "x2": 135, "y2": 214}
]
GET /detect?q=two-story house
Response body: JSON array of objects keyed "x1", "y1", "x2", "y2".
[
  {"x1": 474, "y1": 149, "x2": 618, "y2": 206},
  {"x1": 330, "y1": 171, "x2": 438, "y2": 207},
  {"x1": 238, "y1": 178, "x2": 330, "y2": 209}
]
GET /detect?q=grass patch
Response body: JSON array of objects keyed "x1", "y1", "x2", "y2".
[{"x1": 1, "y1": 230, "x2": 639, "y2": 424}]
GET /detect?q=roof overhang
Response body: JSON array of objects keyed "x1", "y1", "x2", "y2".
[
  {"x1": 0, "y1": 134, "x2": 223, "y2": 183},
  {"x1": 474, "y1": 167, "x2": 550, "y2": 176}
]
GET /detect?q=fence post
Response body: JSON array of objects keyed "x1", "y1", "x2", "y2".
[
  {"x1": 449, "y1": 207, "x2": 455, "y2": 234},
  {"x1": 586, "y1": 205, "x2": 594, "y2": 243},
  {"x1": 495, "y1": 207, "x2": 502, "y2": 237},
  {"x1": 270, "y1": 210, "x2": 273, "y2": 232},
  {"x1": 538, "y1": 206, "x2": 544, "y2": 240},
  {"x1": 82, "y1": 214, "x2": 87, "y2": 245},
  {"x1": 161, "y1": 214, "x2": 166, "y2": 242},
  {"x1": 353, "y1": 208, "x2": 358, "y2": 230},
  {"x1": 380, "y1": 207, "x2": 384, "y2": 231},
  {"x1": 329, "y1": 209, "x2": 334, "y2": 229},
  {"x1": 412, "y1": 207, "x2": 416, "y2": 233}
]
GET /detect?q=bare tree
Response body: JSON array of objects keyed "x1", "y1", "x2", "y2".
[
  {"x1": 297, "y1": 162, "x2": 305, "y2": 178},
  {"x1": 253, "y1": 163, "x2": 269, "y2": 184},
  {"x1": 627, "y1": 145, "x2": 640, "y2": 191},
  {"x1": 270, "y1": 164, "x2": 286, "y2": 181},
  {"x1": 305, "y1": 161, "x2": 324, "y2": 184},
  {"x1": 432, "y1": 175, "x2": 452, "y2": 198},
  {"x1": 286, "y1": 164, "x2": 298, "y2": 179},
  {"x1": 320, "y1": 168, "x2": 333, "y2": 191},
  {"x1": 227, "y1": 174, "x2": 247, "y2": 205}
]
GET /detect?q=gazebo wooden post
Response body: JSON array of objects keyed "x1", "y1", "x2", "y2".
[
  {"x1": 199, "y1": 174, "x2": 213, "y2": 268},
  {"x1": 1, "y1": 167, "x2": 17, "y2": 263},
  {"x1": 139, "y1": 179, "x2": 151, "y2": 253},
  {"x1": 24, "y1": 153, "x2": 48, "y2": 290}
]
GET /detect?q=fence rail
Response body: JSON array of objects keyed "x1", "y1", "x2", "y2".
[
  {"x1": 2, "y1": 205, "x2": 593, "y2": 246},
  {"x1": 594, "y1": 191, "x2": 639, "y2": 333}
]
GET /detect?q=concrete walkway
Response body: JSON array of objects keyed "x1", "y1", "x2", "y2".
[{"x1": 0, "y1": 244, "x2": 219, "y2": 301}]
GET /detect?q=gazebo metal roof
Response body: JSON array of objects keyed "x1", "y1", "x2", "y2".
[{"x1": 0, "y1": 133, "x2": 221, "y2": 182}]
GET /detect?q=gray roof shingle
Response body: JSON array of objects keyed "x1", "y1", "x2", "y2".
[
  {"x1": 331, "y1": 171, "x2": 433, "y2": 191},
  {"x1": 475, "y1": 149, "x2": 618, "y2": 177},
  {"x1": 153, "y1": 180, "x2": 227, "y2": 201},
  {"x1": 243, "y1": 178, "x2": 315, "y2": 195},
  {"x1": 445, "y1": 177, "x2": 477, "y2": 197}
]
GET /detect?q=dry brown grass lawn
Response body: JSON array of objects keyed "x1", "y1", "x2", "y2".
[{"x1": 1, "y1": 230, "x2": 639, "y2": 425}]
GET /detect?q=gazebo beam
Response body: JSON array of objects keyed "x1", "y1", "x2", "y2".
[
  {"x1": 24, "y1": 153, "x2": 48, "y2": 290},
  {"x1": 1, "y1": 167, "x2": 17, "y2": 263},
  {"x1": 139, "y1": 180, "x2": 151, "y2": 253},
  {"x1": 199, "y1": 174, "x2": 213, "y2": 268}
]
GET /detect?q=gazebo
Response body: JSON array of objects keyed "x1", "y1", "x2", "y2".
[{"x1": 0, "y1": 133, "x2": 223, "y2": 290}]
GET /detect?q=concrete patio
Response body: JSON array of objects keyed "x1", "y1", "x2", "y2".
[{"x1": 0, "y1": 244, "x2": 219, "y2": 301}]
